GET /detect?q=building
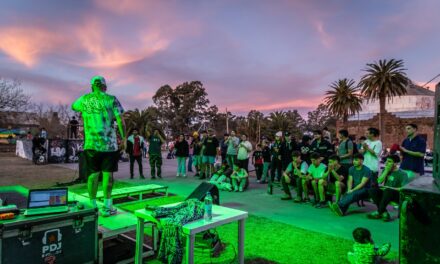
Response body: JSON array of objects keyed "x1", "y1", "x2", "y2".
[{"x1": 340, "y1": 81, "x2": 435, "y2": 149}]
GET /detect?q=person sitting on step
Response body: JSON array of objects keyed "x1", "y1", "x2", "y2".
[
  {"x1": 231, "y1": 162, "x2": 249, "y2": 192},
  {"x1": 281, "y1": 151, "x2": 309, "y2": 201},
  {"x1": 209, "y1": 160, "x2": 233, "y2": 191}
]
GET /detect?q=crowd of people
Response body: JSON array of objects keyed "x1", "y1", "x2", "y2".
[
  {"x1": 125, "y1": 122, "x2": 426, "y2": 222},
  {"x1": 71, "y1": 76, "x2": 427, "y2": 222}
]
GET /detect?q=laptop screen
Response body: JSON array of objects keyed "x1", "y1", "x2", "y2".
[{"x1": 28, "y1": 188, "x2": 68, "y2": 208}]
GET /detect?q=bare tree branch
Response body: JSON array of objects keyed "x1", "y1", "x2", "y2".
[{"x1": 0, "y1": 78, "x2": 31, "y2": 111}]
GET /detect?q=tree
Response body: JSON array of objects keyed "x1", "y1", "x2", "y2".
[
  {"x1": 124, "y1": 106, "x2": 161, "y2": 136},
  {"x1": 359, "y1": 59, "x2": 408, "y2": 141},
  {"x1": 268, "y1": 111, "x2": 290, "y2": 133},
  {"x1": 247, "y1": 110, "x2": 264, "y2": 142},
  {"x1": 152, "y1": 81, "x2": 213, "y2": 135},
  {"x1": 306, "y1": 103, "x2": 337, "y2": 131},
  {"x1": 324, "y1": 78, "x2": 363, "y2": 127},
  {"x1": 285, "y1": 110, "x2": 306, "y2": 139},
  {"x1": 0, "y1": 78, "x2": 31, "y2": 111}
]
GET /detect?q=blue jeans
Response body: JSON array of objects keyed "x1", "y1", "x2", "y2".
[
  {"x1": 177, "y1": 157, "x2": 187, "y2": 176},
  {"x1": 337, "y1": 188, "x2": 369, "y2": 214}
]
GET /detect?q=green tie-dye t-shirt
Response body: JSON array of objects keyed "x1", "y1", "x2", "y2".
[{"x1": 72, "y1": 91, "x2": 124, "y2": 152}]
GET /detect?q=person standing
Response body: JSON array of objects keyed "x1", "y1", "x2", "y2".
[
  {"x1": 270, "y1": 132, "x2": 283, "y2": 183},
  {"x1": 252, "y1": 143, "x2": 264, "y2": 182},
  {"x1": 360, "y1": 127, "x2": 382, "y2": 187},
  {"x1": 280, "y1": 132, "x2": 297, "y2": 171},
  {"x1": 260, "y1": 139, "x2": 271, "y2": 184},
  {"x1": 39, "y1": 127, "x2": 48, "y2": 139},
  {"x1": 310, "y1": 130, "x2": 334, "y2": 164},
  {"x1": 399, "y1": 123, "x2": 426, "y2": 180},
  {"x1": 225, "y1": 130, "x2": 240, "y2": 168},
  {"x1": 237, "y1": 134, "x2": 252, "y2": 172},
  {"x1": 126, "y1": 128, "x2": 145, "y2": 179},
  {"x1": 69, "y1": 116, "x2": 79, "y2": 139},
  {"x1": 190, "y1": 132, "x2": 202, "y2": 177},
  {"x1": 337, "y1": 129, "x2": 354, "y2": 170},
  {"x1": 72, "y1": 76, "x2": 126, "y2": 217},
  {"x1": 298, "y1": 135, "x2": 312, "y2": 164},
  {"x1": 175, "y1": 133, "x2": 189, "y2": 177},
  {"x1": 147, "y1": 129, "x2": 165, "y2": 179},
  {"x1": 220, "y1": 133, "x2": 229, "y2": 164},
  {"x1": 187, "y1": 134, "x2": 194, "y2": 173},
  {"x1": 202, "y1": 129, "x2": 219, "y2": 179}
]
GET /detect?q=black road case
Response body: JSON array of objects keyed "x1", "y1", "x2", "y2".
[
  {"x1": 400, "y1": 176, "x2": 440, "y2": 264},
  {"x1": 0, "y1": 207, "x2": 98, "y2": 264}
]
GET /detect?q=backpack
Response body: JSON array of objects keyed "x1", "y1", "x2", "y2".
[{"x1": 345, "y1": 139, "x2": 358, "y2": 155}]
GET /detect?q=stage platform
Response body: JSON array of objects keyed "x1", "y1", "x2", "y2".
[{"x1": 78, "y1": 184, "x2": 168, "y2": 201}]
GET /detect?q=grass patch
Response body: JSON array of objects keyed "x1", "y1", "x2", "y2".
[{"x1": 119, "y1": 197, "x2": 397, "y2": 263}]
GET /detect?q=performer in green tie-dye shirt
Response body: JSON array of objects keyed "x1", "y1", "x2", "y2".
[{"x1": 72, "y1": 76, "x2": 126, "y2": 217}]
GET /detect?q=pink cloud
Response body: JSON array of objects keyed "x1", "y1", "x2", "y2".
[
  {"x1": 0, "y1": 27, "x2": 69, "y2": 67},
  {"x1": 313, "y1": 20, "x2": 334, "y2": 49},
  {"x1": 226, "y1": 97, "x2": 324, "y2": 113}
]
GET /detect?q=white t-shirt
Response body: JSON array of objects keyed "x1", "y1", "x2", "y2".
[
  {"x1": 237, "y1": 141, "x2": 253, "y2": 160},
  {"x1": 363, "y1": 139, "x2": 382, "y2": 173}
]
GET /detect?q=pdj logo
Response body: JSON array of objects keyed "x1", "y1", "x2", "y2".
[{"x1": 41, "y1": 229, "x2": 63, "y2": 258}]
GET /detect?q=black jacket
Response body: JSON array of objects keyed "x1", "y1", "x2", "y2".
[{"x1": 175, "y1": 140, "x2": 189, "y2": 157}]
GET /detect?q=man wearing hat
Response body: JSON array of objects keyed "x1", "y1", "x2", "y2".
[{"x1": 72, "y1": 76, "x2": 126, "y2": 217}]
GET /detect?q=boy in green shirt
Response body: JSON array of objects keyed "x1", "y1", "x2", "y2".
[
  {"x1": 303, "y1": 152, "x2": 327, "y2": 205},
  {"x1": 367, "y1": 154, "x2": 409, "y2": 221},
  {"x1": 231, "y1": 163, "x2": 249, "y2": 192}
]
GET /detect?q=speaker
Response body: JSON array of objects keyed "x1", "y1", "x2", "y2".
[
  {"x1": 399, "y1": 177, "x2": 440, "y2": 264},
  {"x1": 186, "y1": 182, "x2": 220, "y2": 205}
]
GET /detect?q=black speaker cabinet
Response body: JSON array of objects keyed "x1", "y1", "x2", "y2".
[
  {"x1": 399, "y1": 177, "x2": 440, "y2": 264},
  {"x1": 186, "y1": 182, "x2": 220, "y2": 205},
  {"x1": 434, "y1": 82, "x2": 440, "y2": 188}
]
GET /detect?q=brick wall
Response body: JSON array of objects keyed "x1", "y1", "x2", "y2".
[{"x1": 337, "y1": 112, "x2": 435, "y2": 150}]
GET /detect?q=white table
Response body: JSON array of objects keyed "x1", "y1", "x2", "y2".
[{"x1": 134, "y1": 204, "x2": 248, "y2": 264}]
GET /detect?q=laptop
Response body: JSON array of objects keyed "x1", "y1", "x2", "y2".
[{"x1": 24, "y1": 188, "x2": 69, "y2": 216}]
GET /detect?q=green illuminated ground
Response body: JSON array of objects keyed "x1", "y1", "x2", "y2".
[{"x1": 0, "y1": 153, "x2": 400, "y2": 263}]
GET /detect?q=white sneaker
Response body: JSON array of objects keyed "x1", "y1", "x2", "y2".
[
  {"x1": 182, "y1": 175, "x2": 187, "y2": 177},
  {"x1": 176, "y1": 174, "x2": 180, "y2": 177},
  {"x1": 100, "y1": 206, "x2": 117, "y2": 217}
]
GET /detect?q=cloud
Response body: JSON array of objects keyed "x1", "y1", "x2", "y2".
[{"x1": 0, "y1": 27, "x2": 68, "y2": 67}]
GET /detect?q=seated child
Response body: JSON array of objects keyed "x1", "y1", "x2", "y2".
[
  {"x1": 302, "y1": 152, "x2": 326, "y2": 205},
  {"x1": 209, "y1": 161, "x2": 233, "y2": 191},
  {"x1": 348, "y1": 227, "x2": 391, "y2": 264},
  {"x1": 231, "y1": 162, "x2": 249, "y2": 192}
]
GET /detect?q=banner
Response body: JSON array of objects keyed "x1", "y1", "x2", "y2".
[
  {"x1": 48, "y1": 139, "x2": 67, "y2": 163},
  {"x1": 66, "y1": 140, "x2": 83, "y2": 163}
]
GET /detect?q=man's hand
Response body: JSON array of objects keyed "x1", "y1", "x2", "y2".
[{"x1": 400, "y1": 146, "x2": 407, "y2": 153}]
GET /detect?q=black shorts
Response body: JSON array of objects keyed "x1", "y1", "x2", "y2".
[{"x1": 84, "y1": 150, "x2": 119, "y2": 174}]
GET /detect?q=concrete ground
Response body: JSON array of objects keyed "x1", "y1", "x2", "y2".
[{"x1": 52, "y1": 153, "x2": 403, "y2": 249}]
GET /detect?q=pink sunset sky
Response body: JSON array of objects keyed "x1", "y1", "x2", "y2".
[{"x1": 1, "y1": 0, "x2": 439, "y2": 116}]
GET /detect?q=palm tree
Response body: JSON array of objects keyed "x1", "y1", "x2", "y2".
[
  {"x1": 324, "y1": 78, "x2": 363, "y2": 128},
  {"x1": 268, "y1": 111, "x2": 290, "y2": 134},
  {"x1": 124, "y1": 107, "x2": 161, "y2": 136},
  {"x1": 359, "y1": 59, "x2": 408, "y2": 141}
]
